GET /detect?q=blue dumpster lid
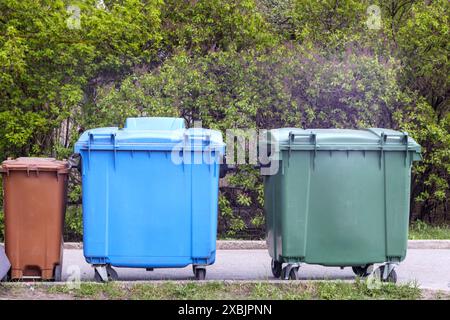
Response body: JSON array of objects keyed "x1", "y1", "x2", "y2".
[
  {"x1": 268, "y1": 128, "x2": 421, "y2": 153},
  {"x1": 74, "y1": 117, "x2": 225, "y2": 153},
  {"x1": 124, "y1": 117, "x2": 185, "y2": 130}
]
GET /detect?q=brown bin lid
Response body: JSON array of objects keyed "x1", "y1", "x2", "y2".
[{"x1": 0, "y1": 157, "x2": 69, "y2": 173}]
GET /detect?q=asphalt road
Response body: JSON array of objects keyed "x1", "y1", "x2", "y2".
[{"x1": 60, "y1": 249, "x2": 450, "y2": 291}]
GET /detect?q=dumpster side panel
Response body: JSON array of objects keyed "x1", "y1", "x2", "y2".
[
  {"x1": 191, "y1": 151, "x2": 219, "y2": 264},
  {"x1": 264, "y1": 174, "x2": 276, "y2": 259},
  {"x1": 280, "y1": 150, "x2": 311, "y2": 262},
  {"x1": 384, "y1": 151, "x2": 411, "y2": 261},
  {"x1": 81, "y1": 150, "x2": 110, "y2": 263},
  {"x1": 305, "y1": 150, "x2": 387, "y2": 266},
  {"x1": 265, "y1": 163, "x2": 285, "y2": 261}
]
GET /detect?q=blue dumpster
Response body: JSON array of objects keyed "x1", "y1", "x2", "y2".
[{"x1": 74, "y1": 117, "x2": 225, "y2": 281}]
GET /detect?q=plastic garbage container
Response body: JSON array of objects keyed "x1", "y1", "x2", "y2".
[
  {"x1": 0, "y1": 158, "x2": 69, "y2": 280},
  {"x1": 74, "y1": 117, "x2": 225, "y2": 281},
  {"x1": 263, "y1": 128, "x2": 421, "y2": 282}
]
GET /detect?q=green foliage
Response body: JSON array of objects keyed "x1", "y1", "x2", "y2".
[
  {"x1": 65, "y1": 206, "x2": 83, "y2": 241},
  {"x1": 251, "y1": 214, "x2": 265, "y2": 228},
  {"x1": 396, "y1": 0, "x2": 449, "y2": 117},
  {"x1": 0, "y1": 0, "x2": 163, "y2": 159},
  {"x1": 395, "y1": 100, "x2": 450, "y2": 221},
  {"x1": 409, "y1": 220, "x2": 450, "y2": 240},
  {"x1": 290, "y1": 0, "x2": 368, "y2": 46},
  {"x1": 161, "y1": 0, "x2": 275, "y2": 53}
]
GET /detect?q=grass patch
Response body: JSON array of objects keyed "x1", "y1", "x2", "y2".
[
  {"x1": 409, "y1": 221, "x2": 450, "y2": 240},
  {"x1": 48, "y1": 282, "x2": 125, "y2": 299},
  {"x1": 17, "y1": 280, "x2": 423, "y2": 300},
  {"x1": 314, "y1": 279, "x2": 420, "y2": 300}
]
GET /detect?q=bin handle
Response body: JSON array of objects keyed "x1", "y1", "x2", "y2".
[
  {"x1": 288, "y1": 131, "x2": 317, "y2": 168},
  {"x1": 184, "y1": 132, "x2": 212, "y2": 145},
  {"x1": 87, "y1": 133, "x2": 117, "y2": 170},
  {"x1": 380, "y1": 132, "x2": 409, "y2": 166},
  {"x1": 88, "y1": 132, "x2": 117, "y2": 142}
]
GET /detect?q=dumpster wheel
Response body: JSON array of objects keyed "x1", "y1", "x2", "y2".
[
  {"x1": 281, "y1": 265, "x2": 299, "y2": 280},
  {"x1": 193, "y1": 266, "x2": 206, "y2": 280},
  {"x1": 53, "y1": 264, "x2": 62, "y2": 282},
  {"x1": 271, "y1": 259, "x2": 282, "y2": 278},
  {"x1": 352, "y1": 264, "x2": 372, "y2": 277},
  {"x1": 378, "y1": 265, "x2": 397, "y2": 283},
  {"x1": 94, "y1": 265, "x2": 119, "y2": 282}
]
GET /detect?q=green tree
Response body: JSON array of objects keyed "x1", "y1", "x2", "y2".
[
  {"x1": 0, "y1": 0, "x2": 163, "y2": 159},
  {"x1": 160, "y1": 0, "x2": 275, "y2": 54},
  {"x1": 396, "y1": 0, "x2": 449, "y2": 118}
]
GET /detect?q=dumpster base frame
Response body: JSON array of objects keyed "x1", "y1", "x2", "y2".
[{"x1": 271, "y1": 259, "x2": 400, "y2": 283}]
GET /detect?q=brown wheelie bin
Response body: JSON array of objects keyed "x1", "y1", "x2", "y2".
[{"x1": 0, "y1": 158, "x2": 69, "y2": 281}]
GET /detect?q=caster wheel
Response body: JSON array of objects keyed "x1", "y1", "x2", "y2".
[
  {"x1": 54, "y1": 264, "x2": 62, "y2": 282},
  {"x1": 106, "y1": 265, "x2": 119, "y2": 281},
  {"x1": 271, "y1": 260, "x2": 282, "y2": 278},
  {"x1": 352, "y1": 264, "x2": 371, "y2": 277},
  {"x1": 94, "y1": 265, "x2": 119, "y2": 282},
  {"x1": 379, "y1": 266, "x2": 397, "y2": 283},
  {"x1": 94, "y1": 268, "x2": 103, "y2": 282},
  {"x1": 194, "y1": 267, "x2": 206, "y2": 280},
  {"x1": 281, "y1": 266, "x2": 299, "y2": 280}
]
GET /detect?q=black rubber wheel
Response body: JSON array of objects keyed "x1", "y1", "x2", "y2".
[
  {"x1": 93, "y1": 266, "x2": 118, "y2": 282},
  {"x1": 106, "y1": 265, "x2": 119, "y2": 281},
  {"x1": 53, "y1": 264, "x2": 62, "y2": 282},
  {"x1": 271, "y1": 259, "x2": 282, "y2": 278},
  {"x1": 94, "y1": 268, "x2": 104, "y2": 282},
  {"x1": 379, "y1": 266, "x2": 397, "y2": 283},
  {"x1": 288, "y1": 267, "x2": 299, "y2": 280},
  {"x1": 281, "y1": 266, "x2": 299, "y2": 280},
  {"x1": 194, "y1": 268, "x2": 206, "y2": 280},
  {"x1": 352, "y1": 265, "x2": 370, "y2": 277}
]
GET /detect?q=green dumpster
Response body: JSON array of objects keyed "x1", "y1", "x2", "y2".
[{"x1": 263, "y1": 128, "x2": 421, "y2": 281}]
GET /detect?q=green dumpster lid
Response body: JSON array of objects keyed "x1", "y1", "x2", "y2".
[{"x1": 268, "y1": 128, "x2": 421, "y2": 152}]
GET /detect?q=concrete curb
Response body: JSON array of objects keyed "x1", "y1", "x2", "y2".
[
  {"x1": 61, "y1": 240, "x2": 450, "y2": 250},
  {"x1": 407, "y1": 240, "x2": 450, "y2": 249}
]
